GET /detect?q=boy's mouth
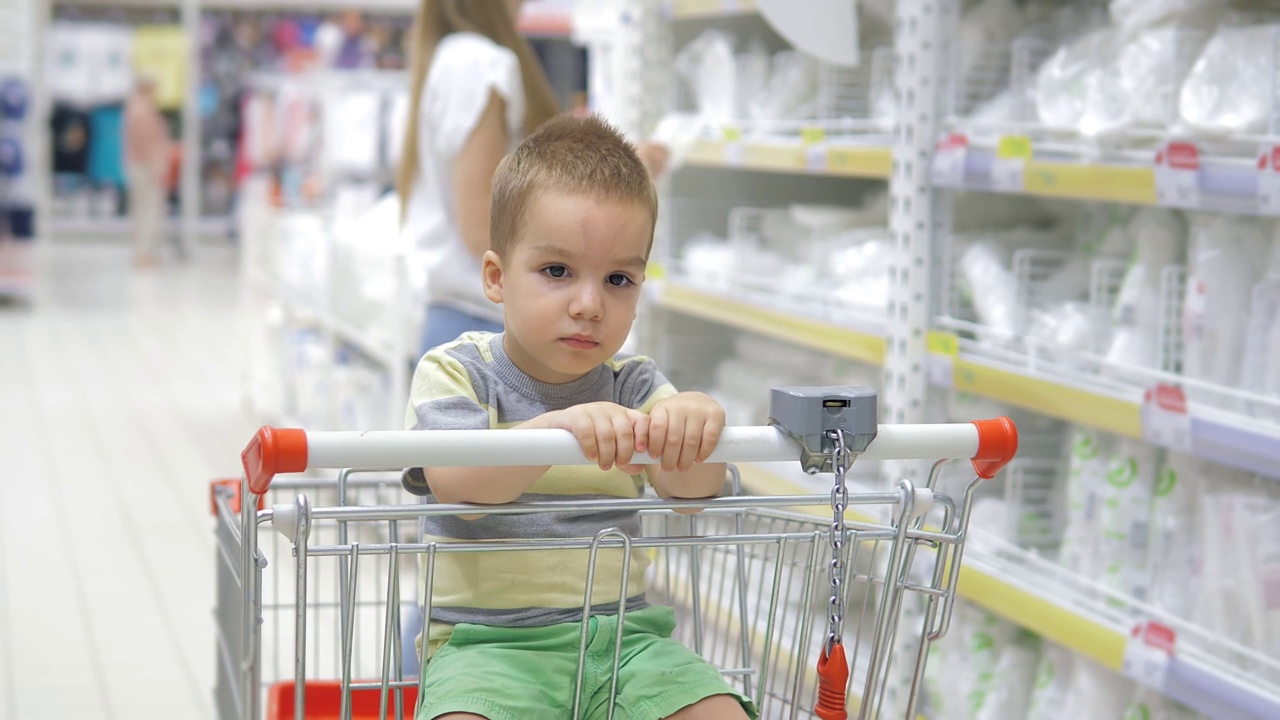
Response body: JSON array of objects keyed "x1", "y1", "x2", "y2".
[{"x1": 561, "y1": 335, "x2": 599, "y2": 350}]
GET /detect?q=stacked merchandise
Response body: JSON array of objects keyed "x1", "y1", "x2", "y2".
[
  {"x1": 46, "y1": 15, "x2": 186, "y2": 225},
  {"x1": 952, "y1": 203, "x2": 1280, "y2": 419},
  {"x1": 199, "y1": 11, "x2": 413, "y2": 216},
  {"x1": 953, "y1": 0, "x2": 1280, "y2": 143},
  {"x1": 1, "y1": 73, "x2": 34, "y2": 297}
]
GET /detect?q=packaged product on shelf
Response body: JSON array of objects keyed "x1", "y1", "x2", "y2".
[
  {"x1": 749, "y1": 50, "x2": 820, "y2": 128},
  {"x1": 973, "y1": 629, "x2": 1043, "y2": 720},
  {"x1": 1060, "y1": 655, "x2": 1133, "y2": 718},
  {"x1": 1024, "y1": 643, "x2": 1075, "y2": 720},
  {"x1": 1179, "y1": 20, "x2": 1280, "y2": 136},
  {"x1": 958, "y1": 239, "x2": 1019, "y2": 340},
  {"x1": 1106, "y1": 208, "x2": 1186, "y2": 379},
  {"x1": 321, "y1": 89, "x2": 382, "y2": 177},
  {"x1": 674, "y1": 30, "x2": 737, "y2": 127},
  {"x1": 1116, "y1": 18, "x2": 1216, "y2": 131},
  {"x1": 1098, "y1": 439, "x2": 1163, "y2": 603},
  {"x1": 1110, "y1": 0, "x2": 1224, "y2": 33},
  {"x1": 1123, "y1": 687, "x2": 1203, "y2": 720},
  {"x1": 1181, "y1": 214, "x2": 1270, "y2": 402},
  {"x1": 1145, "y1": 452, "x2": 1205, "y2": 622},
  {"x1": 1034, "y1": 28, "x2": 1127, "y2": 135},
  {"x1": 1057, "y1": 427, "x2": 1113, "y2": 578},
  {"x1": 1196, "y1": 471, "x2": 1280, "y2": 665},
  {"x1": 1239, "y1": 231, "x2": 1280, "y2": 422},
  {"x1": 955, "y1": 604, "x2": 1021, "y2": 720}
]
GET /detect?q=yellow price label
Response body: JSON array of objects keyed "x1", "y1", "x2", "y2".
[
  {"x1": 997, "y1": 135, "x2": 1034, "y2": 161},
  {"x1": 646, "y1": 262, "x2": 667, "y2": 280},
  {"x1": 927, "y1": 331, "x2": 960, "y2": 357},
  {"x1": 800, "y1": 127, "x2": 826, "y2": 145},
  {"x1": 722, "y1": 126, "x2": 743, "y2": 142}
]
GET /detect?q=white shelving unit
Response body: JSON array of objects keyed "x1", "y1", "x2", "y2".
[{"x1": 585, "y1": 1, "x2": 1280, "y2": 718}]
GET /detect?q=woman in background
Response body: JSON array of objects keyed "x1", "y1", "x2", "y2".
[
  {"x1": 123, "y1": 75, "x2": 171, "y2": 269},
  {"x1": 397, "y1": 0, "x2": 560, "y2": 356}
]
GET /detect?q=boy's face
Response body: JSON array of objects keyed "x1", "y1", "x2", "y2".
[{"x1": 482, "y1": 191, "x2": 652, "y2": 384}]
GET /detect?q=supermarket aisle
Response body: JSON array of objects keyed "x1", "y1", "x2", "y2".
[{"x1": 0, "y1": 240, "x2": 256, "y2": 719}]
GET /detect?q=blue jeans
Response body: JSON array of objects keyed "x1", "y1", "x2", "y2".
[
  {"x1": 404, "y1": 303, "x2": 503, "y2": 676},
  {"x1": 418, "y1": 304, "x2": 504, "y2": 359}
]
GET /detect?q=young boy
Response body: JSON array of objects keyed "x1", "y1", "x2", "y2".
[{"x1": 402, "y1": 115, "x2": 756, "y2": 720}]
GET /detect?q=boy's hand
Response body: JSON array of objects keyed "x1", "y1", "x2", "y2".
[
  {"x1": 545, "y1": 402, "x2": 651, "y2": 474},
  {"x1": 647, "y1": 392, "x2": 726, "y2": 473}
]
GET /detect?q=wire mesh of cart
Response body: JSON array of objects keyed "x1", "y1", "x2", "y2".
[{"x1": 212, "y1": 387, "x2": 1017, "y2": 720}]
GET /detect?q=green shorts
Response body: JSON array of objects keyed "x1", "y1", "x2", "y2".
[{"x1": 416, "y1": 605, "x2": 757, "y2": 720}]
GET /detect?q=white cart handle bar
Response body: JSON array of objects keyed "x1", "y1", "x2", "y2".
[{"x1": 241, "y1": 418, "x2": 1017, "y2": 495}]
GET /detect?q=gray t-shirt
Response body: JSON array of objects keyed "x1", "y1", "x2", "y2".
[{"x1": 403, "y1": 332, "x2": 677, "y2": 636}]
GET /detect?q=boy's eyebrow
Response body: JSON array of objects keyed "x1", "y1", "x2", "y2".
[{"x1": 529, "y1": 244, "x2": 648, "y2": 270}]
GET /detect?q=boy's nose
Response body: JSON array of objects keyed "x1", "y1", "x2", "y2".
[{"x1": 569, "y1": 285, "x2": 604, "y2": 320}]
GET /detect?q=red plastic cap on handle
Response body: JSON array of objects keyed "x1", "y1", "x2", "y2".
[
  {"x1": 242, "y1": 427, "x2": 308, "y2": 496},
  {"x1": 970, "y1": 417, "x2": 1018, "y2": 479}
]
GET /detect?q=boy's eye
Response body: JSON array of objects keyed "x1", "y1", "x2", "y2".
[
  {"x1": 542, "y1": 265, "x2": 568, "y2": 278},
  {"x1": 607, "y1": 273, "x2": 634, "y2": 287}
]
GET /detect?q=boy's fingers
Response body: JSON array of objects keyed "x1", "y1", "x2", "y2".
[
  {"x1": 630, "y1": 412, "x2": 650, "y2": 455},
  {"x1": 648, "y1": 407, "x2": 668, "y2": 459},
  {"x1": 695, "y1": 419, "x2": 723, "y2": 463},
  {"x1": 677, "y1": 420, "x2": 702, "y2": 472},
  {"x1": 595, "y1": 415, "x2": 617, "y2": 470},
  {"x1": 661, "y1": 416, "x2": 686, "y2": 472},
  {"x1": 612, "y1": 412, "x2": 635, "y2": 469}
]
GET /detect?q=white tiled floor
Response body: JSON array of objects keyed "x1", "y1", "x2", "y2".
[{"x1": 1, "y1": 239, "x2": 258, "y2": 719}]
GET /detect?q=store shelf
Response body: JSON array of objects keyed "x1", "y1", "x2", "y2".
[
  {"x1": 665, "y1": 0, "x2": 757, "y2": 19},
  {"x1": 685, "y1": 139, "x2": 893, "y2": 179},
  {"x1": 655, "y1": 280, "x2": 886, "y2": 366},
  {"x1": 737, "y1": 464, "x2": 1280, "y2": 720},
  {"x1": 928, "y1": 331, "x2": 1280, "y2": 481},
  {"x1": 934, "y1": 140, "x2": 1276, "y2": 216},
  {"x1": 250, "y1": 268, "x2": 404, "y2": 372}
]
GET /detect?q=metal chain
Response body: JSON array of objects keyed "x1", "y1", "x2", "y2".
[{"x1": 826, "y1": 429, "x2": 850, "y2": 651}]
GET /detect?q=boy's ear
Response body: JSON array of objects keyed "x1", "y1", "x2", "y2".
[{"x1": 481, "y1": 250, "x2": 505, "y2": 304}]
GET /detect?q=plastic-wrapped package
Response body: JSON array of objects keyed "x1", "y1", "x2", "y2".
[
  {"x1": 959, "y1": 240, "x2": 1019, "y2": 339},
  {"x1": 1124, "y1": 687, "x2": 1203, "y2": 720},
  {"x1": 1239, "y1": 230, "x2": 1280, "y2": 421},
  {"x1": 1110, "y1": 0, "x2": 1225, "y2": 33},
  {"x1": 1060, "y1": 657, "x2": 1132, "y2": 718},
  {"x1": 1106, "y1": 208, "x2": 1186, "y2": 377},
  {"x1": 1098, "y1": 439, "x2": 1163, "y2": 603},
  {"x1": 749, "y1": 50, "x2": 820, "y2": 126},
  {"x1": 973, "y1": 630, "x2": 1043, "y2": 720},
  {"x1": 680, "y1": 233, "x2": 734, "y2": 290},
  {"x1": 1024, "y1": 644, "x2": 1075, "y2": 720},
  {"x1": 1034, "y1": 28, "x2": 1127, "y2": 134},
  {"x1": 1181, "y1": 214, "x2": 1270, "y2": 399},
  {"x1": 1146, "y1": 452, "x2": 1205, "y2": 621},
  {"x1": 674, "y1": 30, "x2": 738, "y2": 125},
  {"x1": 1118, "y1": 21, "x2": 1214, "y2": 130},
  {"x1": 1179, "y1": 22, "x2": 1278, "y2": 136},
  {"x1": 1057, "y1": 427, "x2": 1113, "y2": 577},
  {"x1": 1196, "y1": 472, "x2": 1280, "y2": 662}
]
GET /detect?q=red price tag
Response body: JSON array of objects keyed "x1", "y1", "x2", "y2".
[
  {"x1": 1155, "y1": 142, "x2": 1201, "y2": 208},
  {"x1": 1123, "y1": 620, "x2": 1176, "y2": 688},
  {"x1": 1142, "y1": 383, "x2": 1192, "y2": 450},
  {"x1": 1258, "y1": 146, "x2": 1280, "y2": 214},
  {"x1": 932, "y1": 133, "x2": 969, "y2": 187}
]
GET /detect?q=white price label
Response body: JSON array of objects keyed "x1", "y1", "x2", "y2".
[
  {"x1": 991, "y1": 157, "x2": 1025, "y2": 192},
  {"x1": 1122, "y1": 621, "x2": 1176, "y2": 688},
  {"x1": 805, "y1": 145, "x2": 827, "y2": 172},
  {"x1": 931, "y1": 134, "x2": 968, "y2": 187},
  {"x1": 1257, "y1": 147, "x2": 1280, "y2": 214},
  {"x1": 1154, "y1": 142, "x2": 1201, "y2": 208},
  {"x1": 927, "y1": 355, "x2": 954, "y2": 388},
  {"x1": 723, "y1": 142, "x2": 744, "y2": 167},
  {"x1": 1142, "y1": 384, "x2": 1192, "y2": 450}
]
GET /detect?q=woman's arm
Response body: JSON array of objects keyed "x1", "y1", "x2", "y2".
[{"x1": 452, "y1": 90, "x2": 509, "y2": 260}]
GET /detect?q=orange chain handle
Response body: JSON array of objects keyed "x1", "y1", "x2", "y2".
[{"x1": 815, "y1": 642, "x2": 849, "y2": 720}]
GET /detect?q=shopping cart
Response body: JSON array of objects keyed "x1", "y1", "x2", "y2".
[{"x1": 212, "y1": 386, "x2": 1017, "y2": 720}]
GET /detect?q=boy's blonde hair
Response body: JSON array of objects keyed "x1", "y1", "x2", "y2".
[{"x1": 490, "y1": 114, "x2": 659, "y2": 257}]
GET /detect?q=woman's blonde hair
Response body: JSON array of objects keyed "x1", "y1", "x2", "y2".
[{"x1": 397, "y1": 0, "x2": 561, "y2": 217}]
